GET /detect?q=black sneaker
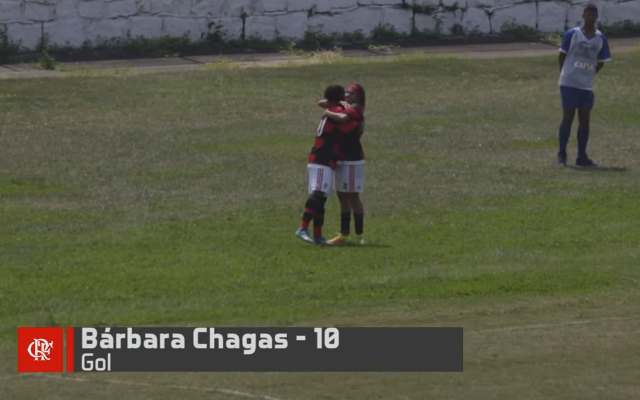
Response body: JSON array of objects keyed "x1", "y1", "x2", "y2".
[
  {"x1": 556, "y1": 152, "x2": 567, "y2": 167},
  {"x1": 576, "y1": 157, "x2": 598, "y2": 167}
]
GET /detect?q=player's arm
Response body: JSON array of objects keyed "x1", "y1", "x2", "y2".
[
  {"x1": 558, "y1": 30, "x2": 573, "y2": 72},
  {"x1": 319, "y1": 100, "x2": 350, "y2": 109},
  {"x1": 559, "y1": 52, "x2": 566, "y2": 72},
  {"x1": 323, "y1": 109, "x2": 350, "y2": 122},
  {"x1": 596, "y1": 35, "x2": 612, "y2": 74},
  {"x1": 321, "y1": 100, "x2": 351, "y2": 108}
]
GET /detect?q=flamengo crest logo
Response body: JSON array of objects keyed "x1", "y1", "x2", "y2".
[
  {"x1": 28, "y1": 339, "x2": 54, "y2": 361},
  {"x1": 18, "y1": 327, "x2": 64, "y2": 373}
]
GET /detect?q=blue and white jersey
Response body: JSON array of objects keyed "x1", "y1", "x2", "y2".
[{"x1": 558, "y1": 27, "x2": 611, "y2": 90}]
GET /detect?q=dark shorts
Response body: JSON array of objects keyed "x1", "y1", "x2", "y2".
[{"x1": 560, "y1": 86, "x2": 595, "y2": 110}]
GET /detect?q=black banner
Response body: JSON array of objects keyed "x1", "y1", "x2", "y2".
[{"x1": 71, "y1": 327, "x2": 463, "y2": 372}]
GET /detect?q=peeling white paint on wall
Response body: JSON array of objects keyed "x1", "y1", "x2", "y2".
[{"x1": 0, "y1": 0, "x2": 638, "y2": 51}]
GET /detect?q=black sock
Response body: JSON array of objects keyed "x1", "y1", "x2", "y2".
[
  {"x1": 559, "y1": 121, "x2": 572, "y2": 155},
  {"x1": 340, "y1": 212, "x2": 351, "y2": 235},
  {"x1": 312, "y1": 194, "x2": 326, "y2": 238},
  {"x1": 300, "y1": 197, "x2": 318, "y2": 230},
  {"x1": 300, "y1": 207, "x2": 314, "y2": 230},
  {"x1": 313, "y1": 214, "x2": 324, "y2": 238},
  {"x1": 354, "y1": 213, "x2": 364, "y2": 235},
  {"x1": 577, "y1": 128, "x2": 590, "y2": 159}
]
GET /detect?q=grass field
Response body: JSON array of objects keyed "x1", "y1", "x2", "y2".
[{"x1": 1, "y1": 49, "x2": 640, "y2": 399}]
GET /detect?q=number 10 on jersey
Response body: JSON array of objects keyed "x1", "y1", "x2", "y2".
[
  {"x1": 316, "y1": 117, "x2": 328, "y2": 137},
  {"x1": 314, "y1": 328, "x2": 339, "y2": 349}
]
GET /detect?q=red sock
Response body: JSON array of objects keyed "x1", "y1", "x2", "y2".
[{"x1": 300, "y1": 207, "x2": 314, "y2": 230}]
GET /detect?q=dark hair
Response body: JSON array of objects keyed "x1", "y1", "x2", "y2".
[
  {"x1": 584, "y1": 4, "x2": 598, "y2": 13},
  {"x1": 324, "y1": 85, "x2": 345, "y2": 103}
]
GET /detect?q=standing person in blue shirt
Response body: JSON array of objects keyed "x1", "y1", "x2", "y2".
[{"x1": 557, "y1": 4, "x2": 611, "y2": 167}]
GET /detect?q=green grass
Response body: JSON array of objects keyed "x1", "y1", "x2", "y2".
[
  {"x1": 1, "y1": 51, "x2": 640, "y2": 399},
  {"x1": 0, "y1": 172, "x2": 70, "y2": 196},
  {"x1": 505, "y1": 138, "x2": 558, "y2": 149}
]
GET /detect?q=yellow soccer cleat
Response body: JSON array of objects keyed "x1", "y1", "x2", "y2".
[{"x1": 327, "y1": 233, "x2": 349, "y2": 244}]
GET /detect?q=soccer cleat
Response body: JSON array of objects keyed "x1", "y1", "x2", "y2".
[
  {"x1": 556, "y1": 152, "x2": 567, "y2": 167},
  {"x1": 314, "y1": 236, "x2": 332, "y2": 245},
  {"x1": 356, "y1": 235, "x2": 365, "y2": 246},
  {"x1": 576, "y1": 157, "x2": 598, "y2": 167},
  {"x1": 327, "y1": 233, "x2": 349, "y2": 244},
  {"x1": 295, "y1": 229, "x2": 315, "y2": 244}
]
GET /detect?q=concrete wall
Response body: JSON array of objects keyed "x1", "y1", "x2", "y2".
[{"x1": 1, "y1": 0, "x2": 639, "y2": 51}]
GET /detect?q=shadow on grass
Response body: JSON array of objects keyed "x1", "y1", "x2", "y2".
[
  {"x1": 330, "y1": 242, "x2": 390, "y2": 248},
  {"x1": 298, "y1": 242, "x2": 390, "y2": 249},
  {"x1": 567, "y1": 166, "x2": 628, "y2": 173}
]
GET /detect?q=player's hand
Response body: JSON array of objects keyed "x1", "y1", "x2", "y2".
[{"x1": 340, "y1": 101, "x2": 351, "y2": 109}]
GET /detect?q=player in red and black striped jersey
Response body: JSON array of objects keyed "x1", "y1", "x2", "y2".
[
  {"x1": 295, "y1": 85, "x2": 346, "y2": 245},
  {"x1": 335, "y1": 102, "x2": 365, "y2": 162},
  {"x1": 307, "y1": 104, "x2": 344, "y2": 169},
  {"x1": 321, "y1": 84, "x2": 367, "y2": 245}
]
